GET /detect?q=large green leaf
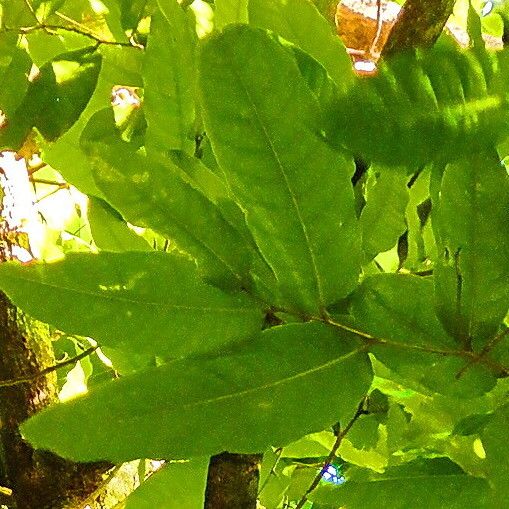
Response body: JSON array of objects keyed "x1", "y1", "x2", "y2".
[
  {"x1": 82, "y1": 108, "x2": 254, "y2": 290},
  {"x1": 0, "y1": 46, "x2": 101, "y2": 150},
  {"x1": 360, "y1": 169, "x2": 409, "y2": 261},
  {"x1": 199, "y1": 25, "x2": 361, "y2": 315},
  {"x1": 350, "y1": 274, "x2": 497, "y2": 397},
  {"x1": 311, "y1": 458, "x2": 490, "y2": 508},
  {"x1": 143, "y1": 1, "x2": 197, "y2": 155},
  {"x1": 248, "y1": 0, "x2": 353, "y2": 93},
  {"x1": 124, "y1": 459, "x2": 209, "y2": 509},
  {"x1": 0, "y1": 252, "x2": 263, "y2": 357},
  {"x1": 433, "y1": 149, "x2": 509, "y2": 347},
  {"x1": 327, "y1": 47, "x2": 509, "y2": 166},
  {"x1": 20, "y1": 322, "x2": 372, "y2": 461}
]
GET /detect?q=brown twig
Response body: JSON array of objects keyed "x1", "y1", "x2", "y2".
[
  {"x1": 1, "y1": 24, "x2": 141, "y2": 48},
  {"x1": 382, "y1": 0, "x2": 456, "y2": 57},
  {"x1": 0, "y1": 346, "x2": 97, "y2": 387},
  {"x1": 456, "y1": 328, "x2": 509, "y2": 379},
  {"x1": 323, "y1": 317, "x2": 509, "y2": 377},
  {"x1": 295, "y1": 399, "x2": 366, "y2": 509}
]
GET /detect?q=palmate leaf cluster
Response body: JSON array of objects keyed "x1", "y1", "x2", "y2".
[{"x1": 0, "y1": 0, "x2": 508, "y2": 507}]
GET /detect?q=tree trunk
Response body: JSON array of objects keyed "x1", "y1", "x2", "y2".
[
  {"x1": 382, "y1": 0, "x2": 456, "y2": 56},
  {"x1": 204, "y1": 452, "x2": 262, "y2": 509}
]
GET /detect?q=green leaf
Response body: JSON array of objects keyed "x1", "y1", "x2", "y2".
[
  {"x1": 82, "y1": 108, "x2": 254, "y2": 290},
  {"x1": 214, "y1": 0, "x2": 248, "y2": 30},
  {"x1": 199, "y1": 25, "x2": 361, "y2": 314},
  {"x1": 41, "y1": 44, "x2": 143, "y2": 195},
  {"x1": 311, "y1": 458, "x2": 490, "y2": 508},
  {"x1": 0, "y1": 46, "x2": 102, "y2": 149},
  {"x1": 327, "y1": 46, "x2": 509, "y2": 166},
  {"x1": 124, "y1": 459, "x2": 209, "y2": 509},
  {"x1": 0, "y1": 252, "x2": 263, "y2": 357},
  {"x1": 20, "y1": 322, "x2": 372, "y2": 461},
  {"x1": 360, "y1": 169, "x2": 409, "y2": 261},
  {"x1": 87, "y1": 197, "x2": 152, "y2": 252},
  {"x1": 433, "y1": 149, "x2": 509, "y2": 346},
  {"x1": 143, "y1": 1, "x2": 197, "y2": 154},
  {"x1": 482, "y1": 403, "x2": 509, "y2": 499},
  {"x1": 453, "y1": 413, "x2": 494, "y2": 436},
  {"x1": 248, "y1": 0, "x2": 353, "y2": 93},
  {"x1": 0, "y1": 35, "x2": 32, "y2": 118},
  {"x1": 350, "y1": 274, "x2": 497, "y2": 397}
]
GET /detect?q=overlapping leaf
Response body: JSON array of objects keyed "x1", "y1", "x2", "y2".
[
  {"x1": 350, "y1": 274, "x2": 497, "y2": 397},
  {"x1": 124, "y1": 459, "x2": 209, "y2": 509},
  {"x1": 87, "y1": 197, "x2": 152, "y2": 252},
  {"x1": 200, "y1": 25, "x2": 361, "y2": 314},
  {"x1": 21, "y1": 322, "x2": 372, "y2": 461},
  {"x1": 249, "y1": 0, "x2": 353, "y2": 93},
  {"x1": 143, "y1": 0, "x2": 197, "y2": 155},
  {"x1": 311, "y1": 458, "x2": 490, "y2": 508},
  {"x1": 81, "y1": 108, "x2": 254, "y2": 290},
  {"x1": 0, "y1": 46, "x2": 101, "y2": 150},
  {"x1": 360, "y1": 169, "x2": 409, "y2": 261},
  {"x1": 0, "y1": 252, "x2": 263, "y2": 357},
  {"x1": 433, "y1": 149, "x2": 509, "y2": 347},
  {"x1": 327, "y1": 46, "x2": 509, "y2": 166}
]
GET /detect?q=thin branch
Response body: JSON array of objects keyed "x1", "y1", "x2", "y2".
[
  {"x1": 1, "y1": 24, "x2": 141, "y2": 48},
  {"x1": 23, "y1": 0, "x2": 41, "y2": 26},
  {"x1": 456, "y1": 328, "x2": 509, "y2": 379},
  {"x1": 323, "y1": 317, "x2": 509, "y2": 377},
  {"x1": 369, "y1": 0, "x2": 384, "y2": 56},
  {"x1": 295, "y1": 399, "x2": 366, "y2": 509},
  {"x1": 382, "y1": 0, "x2": 456, "y2": 57},
  {"x1": 0, "y1": 346, "x2": 97, "y2": 387},
  {"x1": 30, "y1": 178, "x2": 68, "y2": 187},
  {"x1": 257, "y1": 448, "x2": 283, "y2": 497}
]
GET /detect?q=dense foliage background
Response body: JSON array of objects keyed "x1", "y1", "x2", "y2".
[{"x1": 0, "y1": 0, "x2": 508, "y2": 507}]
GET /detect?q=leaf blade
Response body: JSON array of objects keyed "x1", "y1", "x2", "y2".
[
  {"x1": 199, "y1": 25, "x2": 361, "y2": 314},
  {"x1": 0, "y1": 252, "x2": 263, "y2": 357},
  {"x1": 20, "y1": 322, "x2": 372, "y2": 461}
]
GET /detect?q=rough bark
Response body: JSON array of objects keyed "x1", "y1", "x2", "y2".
[
  {"x1": 0, "y1": 292, "x2": 112, "y2": 509},
  {"x1": 382, "y1": 0, "x2": 456, "y2": 56},
  {"x1": 204, "y1": 452, "x2": 262, "y2": 509}
]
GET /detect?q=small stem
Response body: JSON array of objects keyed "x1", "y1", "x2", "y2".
[
  {"x1": 1, "y1": 24, "x2": 141, "y2": 48},
  {"x1": 369, "y1": 0, "x2": 384, "y2": 56},
  {"x1": 295, "y1": 399, "x2": 366, "y2": 509},
  {"x1": 456, "y1": 328, "x2": 509, "y2": 379},
  {"x1": 322, "y1": 317, "x2": 509, "y2": 377},
  {"x1": 0, "y1": 346, "x2": 97, "y2": 387}
]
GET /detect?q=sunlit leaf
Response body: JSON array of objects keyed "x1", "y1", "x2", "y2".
[
  {"x1": 87, "y1": 197, "x2": 152, "y2": 252},
  {"x1": 0, "y1": 252, "x2": 263, "y2": 357},
  {"x1": 82, "y1": 108, "x2": 254, "y2": 290},
  {"x1": 214, "y1": 0, "x2": 248, "y2": 30},
  {"x1": 360, "y1": 169, "x2": 409, "y2": 261},
  {"x1": 482, "y1": 403, "x2": 509, "y2": 499},
  {"x1": 20, "y1": 322, "x2": 372, "y2": 461},
  {"x1": 144, "y1": 1, "x2": 197, "y2": 154},
  {"x1": 124, "y1": 459, "x2": 209, "y2": 509},
  {"x1": 200, "y1": 25, "x2": 361, "y2": 314}
]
